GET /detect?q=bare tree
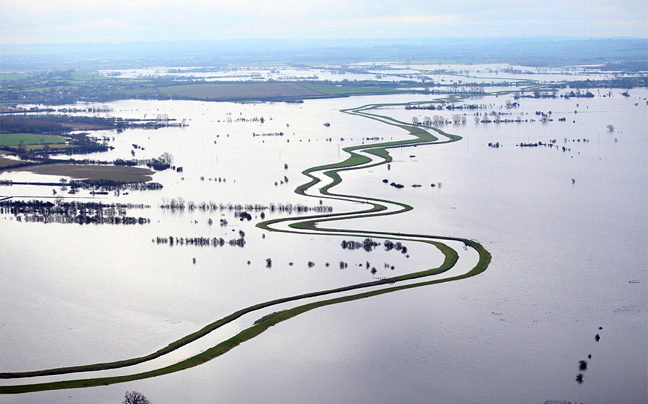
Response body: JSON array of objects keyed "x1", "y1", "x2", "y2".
[{"x1": 123, "y1": 391, "x2": 151, "y2": 404}]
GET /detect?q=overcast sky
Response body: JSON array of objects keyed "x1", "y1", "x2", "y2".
[{"x1": 1, "y1": 0, "x2": 647, "y2": 44}]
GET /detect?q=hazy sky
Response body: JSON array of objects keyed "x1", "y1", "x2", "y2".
[{"x1": 1, "y1": 0, "x2": 647, "y2": 44}]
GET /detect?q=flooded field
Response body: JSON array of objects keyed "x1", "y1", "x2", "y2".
[
  {"x1": 1, "y1": 79, "x2": 646, "y2": 403},
  {"x1": 99, "y1": 63, "x2": 621, "y2": 85}
]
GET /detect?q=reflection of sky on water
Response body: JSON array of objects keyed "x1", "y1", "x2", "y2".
[
  {"x1": 1, "y1": 88, "x2": 646, "y2": 404},
  {"x1": 98, "y1": 63, "x2": 622, "y2": 85}
]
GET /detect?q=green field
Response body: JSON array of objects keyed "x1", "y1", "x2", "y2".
[
  {"x1": 0, "y1": 71, "x2": 419, "y2": 104},
  {"x1": 24, "y1": 86, "x2": 79, "y2": 93},
  {"x1": 0, "y1": 73, "x2": 28, "y2": 81},
  {"x1": 153, "y1": 81, "x2": 409, "y2": 101},
  {"x1": 0, "y1": 133, "x2": 66, "y2": 147},
  {"x1": 0, "y1": 97, "x2": 491, "y2": 394},
  {"x1": 157, "y1": 82, "x2": 323, "y2": 100},
  {"x1": 301, "y1": 83, "x2": 404, "y2": 96}
]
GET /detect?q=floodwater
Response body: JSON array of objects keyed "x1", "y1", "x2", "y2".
[
  {"x1": 99, "y1": 63, "x2": 620, "y2": 85},
  {"x1": 0, "y1": 84, "x2": 646, "y2": 403}
]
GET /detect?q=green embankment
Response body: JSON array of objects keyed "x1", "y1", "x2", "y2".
[{"x1": 0, "y1": 97, "x2": 491, "y2": 394}]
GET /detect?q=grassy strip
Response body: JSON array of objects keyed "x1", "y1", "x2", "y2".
[
  {"x1": 1, "y1": 234, "x2": 452, "y2": 381},
  {"x1": 1, "y1": 237, "x2": 481, "y2": 394},
  {"x1": 0, "y1": 103, "x2": 427, "y2": 382},
  {"x1": 1, "y1": 97, "x2": 491, "y2": 394},
  {"x1": 1, "y1": 237, "x2": 460, "y2": 393},
  {"x1": 1, "y1": 238, "x2": 490, "y2": 394}
]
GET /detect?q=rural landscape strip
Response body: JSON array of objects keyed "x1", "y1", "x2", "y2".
[{"x1": 0, "y1": 99, "x2": 491, "y2": 394}]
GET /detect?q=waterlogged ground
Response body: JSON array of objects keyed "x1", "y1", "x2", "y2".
[
  {"x1": 100, "y1": 63, "x2": 619, "y2": 85},
  {"x1": 0, "y1": 85, "x2": 646, "y2": 403}
]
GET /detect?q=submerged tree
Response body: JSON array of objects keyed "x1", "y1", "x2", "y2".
[{"x1": 159, "y1": 152, "x2": 173, "y2": 166}]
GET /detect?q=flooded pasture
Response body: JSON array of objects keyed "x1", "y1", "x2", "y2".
[{"x1": 0, "y1": 82, "x2": 646, "y2": 403}]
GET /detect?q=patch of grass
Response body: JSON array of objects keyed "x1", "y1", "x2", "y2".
[
  {"x1": 23, "y1": 86, "x2": 78, "y2": 93},
  {"x1": 0, "y1": 97, "x2": 492, "y2": 394},
  {"x1": 302, "y1": 83, "x2": 404, "y2": 96},
  {"x1": 0, "y1": 133, "x2": 66, "y2": 147},
  {"x1": 0, "y1": 234, "x2": 491, "y2": 395},
  {"x1": 157, "y1": 82, "x2": 323, "y2": 100},
  {"x1": 0, "y1": 73, "x2": 28, "y2": 81},
  {"x1": 104, "y1": 87, "x2": 160, "y2": 97}
]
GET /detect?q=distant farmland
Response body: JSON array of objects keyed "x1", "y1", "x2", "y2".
[
  {"x1": 153, "y1": 81, "x2": 406, "y2": 101},
  {"x1": 8, "y1": 163, "x2": 155, "y2": 183},
  {"x1": 157, "y1": 82, "x2": 324, "y2": 100},
  {"x1": 0, "y1": 133, "x2": 66, "y2": 147}
]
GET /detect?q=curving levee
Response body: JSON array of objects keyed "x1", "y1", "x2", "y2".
[{"x1": 0, "y1": 99, "x2": 491, "y2": 394}]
